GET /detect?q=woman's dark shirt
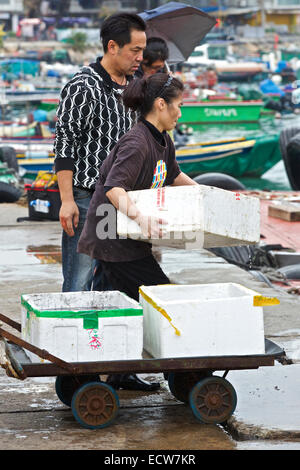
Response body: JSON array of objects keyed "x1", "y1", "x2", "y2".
[{"x1": 77, "y1": 120, "x2": 181, "y2": 262}]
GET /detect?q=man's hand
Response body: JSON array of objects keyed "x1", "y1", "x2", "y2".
[{"x1": 59, "y1": 201, "x2": 79, "y2": 237}]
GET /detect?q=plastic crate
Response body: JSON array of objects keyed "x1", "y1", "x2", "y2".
[{"x1": 25, "y1": 184, "x2": 61, "y2": 221}]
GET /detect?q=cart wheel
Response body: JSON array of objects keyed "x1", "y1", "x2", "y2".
[
  {"x1": 189, "y1": 376, "x2": 237, "y2": 425},
  {"x1": 71, "y1": 381, "x2": 119, "y2": 429},
  {"x1": 55, "y1": 374, "x2": 101, "y2": 407},
  {"x1": 168, "y1": 371, "x2": 212, "y2": 403}
]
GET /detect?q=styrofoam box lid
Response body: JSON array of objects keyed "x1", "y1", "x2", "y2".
[
  {"x1": 21, "y1": 291, "x2": 143, "y2": 319},
  {"x1": 139, "y1": 283, "x2": 260, "y2": 305}
]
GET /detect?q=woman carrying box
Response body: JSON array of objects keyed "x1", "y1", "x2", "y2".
[{"x1": 78, "y1": 73, "x2": 197, "y2": 301}]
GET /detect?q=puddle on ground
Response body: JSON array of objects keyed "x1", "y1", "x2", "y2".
[
  {"x1": 268, "y1": 329, "x2": 300, "y2": 362},
  {"x1": 236, "y1": 440, "x2": 300, "y2": 450},
  {"x1": 26, "y1": 245, "x2": 62, "y2": 264},
  {"x1": 0, "y1": 245, "x2": 62, "y2": 266}
]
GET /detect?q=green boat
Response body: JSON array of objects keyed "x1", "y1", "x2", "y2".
[
  {"x1": 175, "y1": 134, "x2": 281, "y2": 178},
  {"x1": 179, "y1": 101, "x2": 265, "y2": 125},
  {"x1": 281, "y1": 49, "x2": 300, "y2": 61}
]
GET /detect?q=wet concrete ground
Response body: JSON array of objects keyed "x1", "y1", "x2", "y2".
[{"x1": 1, "y1": 203, "x2": 300, "y2": 450}]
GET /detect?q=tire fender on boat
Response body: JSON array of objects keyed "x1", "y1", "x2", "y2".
[
  {"x1": 279, "y1": 127, "x2": 300, "y2": 190},
  {"x1": 0, "y1": 146, "x2": 19, "y2": 172},
  {"x1": 193, "y1": 173, "x2": 246, "y2": 190},
  {"x1": 0, "y1": 181, "x2": 22, "y2": 203}
]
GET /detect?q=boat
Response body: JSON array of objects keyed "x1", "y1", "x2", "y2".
[
  {"x1": 179, "y1": 100, "x2": 264, "y2": 125},
  {"x1": 186, "y1": 43, "x2": 268, "y2": 82},
  {"x1": 216, "y1": 66, "x2": 266, "y2": 82},
  {"x1": 175, "y1": 134, "x2": 281, "y2": 178},
  {"x1": 14, "y1": 133, "x2": 281, "y2": 181},
  {"x1": 15, "y1": 142, "x2": 55, "y2": 180},
  {"x1": 0, "y1": 121, "x2": 54, "y2": 138},
  {"x1": 0, "y1": 121, "x2": 55, "y2": 180}
]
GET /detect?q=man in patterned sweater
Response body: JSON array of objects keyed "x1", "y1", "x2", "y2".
[{"x1": 54, "y1": 13, "x2": 146, "y2": 293}]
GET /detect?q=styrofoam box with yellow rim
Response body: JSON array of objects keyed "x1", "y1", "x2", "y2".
[
  {"x1": 117, "y1": 185, "x2": 260, "y2": 249},
  {"x1": 21, "y1": 291, "x2": 143, "y2": 363},
  {"x1": 139, "y1": 283, "x2": 270, "y2": 358}
]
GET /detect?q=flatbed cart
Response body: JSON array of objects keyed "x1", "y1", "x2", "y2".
[{"x1": 0, "y1": 313, "x2": 286, "y2": 430}]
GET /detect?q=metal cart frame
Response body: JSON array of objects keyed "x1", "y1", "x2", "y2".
[{"x1": 0, "y1": 313, "x2": 286, "y2": 429}]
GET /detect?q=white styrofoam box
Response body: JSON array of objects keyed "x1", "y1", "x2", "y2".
[
  {"x1": 139, "y1": 283, "x2": 266, "y2": 358},
  {"x1": 21, "y1": 291, "x2": 143, "y2": 363},
  {"x1": 117, "y1": 185, "x2": 260, "y2": 249}
]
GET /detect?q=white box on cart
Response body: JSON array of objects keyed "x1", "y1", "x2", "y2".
[
  {"x1": 21, "y1": 291, "x2": 143, "y2": 363},
  {"x1": 117, "y1": 185, "x2": 260, "y2": 249},
  {"x1": 139, "y1": 283, "x2": 267, "y2": 358}
]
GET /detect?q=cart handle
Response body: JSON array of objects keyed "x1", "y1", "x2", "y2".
[
  {"x1": 0, "y1": 313, "x2": 21, "y2": 332},
  {"x1": 0, "y1": 327, "x2": 79, "y2": 374}
]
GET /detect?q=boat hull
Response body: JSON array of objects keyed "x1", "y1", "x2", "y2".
[{"x1": 176, "y1": 134, "x2": 281, "y2": 178}]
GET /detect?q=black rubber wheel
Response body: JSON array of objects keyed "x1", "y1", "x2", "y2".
[
  {"x1": 193, "y1": 172, "x2": 246, "y2": 190},
  {"x1": 55, "y1": 374, "x2": 101, "y2": 407},
  {"x1": 71, "y1": 381, "x2": 119, "y2": 429},
  {"x1": 189, "y1": 376, "x2": 237, "y2": 424},
  {"x1": 279, "y1": 127, "x2": 300, "y2": 190},
  {"x1": 0, "y1": 181, "x2": 22, "y2": 203},
  {"x1": 0, "y1": 146, "x2": 18, "y2": 172},
  {"x1": 168, "y1": 371, "x2": 213, "y2": 403}
]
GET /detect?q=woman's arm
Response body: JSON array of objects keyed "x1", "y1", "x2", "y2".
[
  {"x1": 171, "y1": 172, "x2": 198, "y2": 186},
  {"x1": 106, "y1": 187, "x2": 166, "y2": 238}
]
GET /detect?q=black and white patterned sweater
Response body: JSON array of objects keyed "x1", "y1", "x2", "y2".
[{"x1": 54, "y1": 58, "x2": 137, "y2": 191}]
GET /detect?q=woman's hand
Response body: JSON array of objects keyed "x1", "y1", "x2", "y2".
[
  {"x1": 106, "y1": 187, "x2": 167, "y2": 238},
  {"x1": 135, "y1": 214, "x2": 167, "y2": 239}
]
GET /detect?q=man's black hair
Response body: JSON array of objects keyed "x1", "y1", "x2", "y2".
[
  {"x1": 143, "y1": 37, "x2": 169, "y2": 66},
  {"x1": 100, "y1": 13, "x2": 146, "y2": 53}
]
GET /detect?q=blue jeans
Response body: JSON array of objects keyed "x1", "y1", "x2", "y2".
[{"x1": 62, "y1": 187, "x2": 96, "y2": 292}]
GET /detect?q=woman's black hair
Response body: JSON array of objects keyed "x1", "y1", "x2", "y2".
[
  {"x1": 143, "y1": 37, "x2": 169, "y2": 66},
  {"x1": 100, "y1": 13, "x2": 146, "y2": 53},
  {"x1": 122, "y1": 73, "x2": 184, "y2": 117}
]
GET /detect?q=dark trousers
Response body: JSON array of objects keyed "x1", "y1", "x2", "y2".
[{"x1": 94, "y1": 255, "x2": 170, "y2": 301}]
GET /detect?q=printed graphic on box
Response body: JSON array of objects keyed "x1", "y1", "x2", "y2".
[{"x1": 87, "y1": 329, "x2": 102, "y2": 350}]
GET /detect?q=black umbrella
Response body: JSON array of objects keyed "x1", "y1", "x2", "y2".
[{"x1": 139, "y1": 1, "x2": 216, "y2": 64}]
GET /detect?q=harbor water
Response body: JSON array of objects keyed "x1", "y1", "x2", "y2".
[{"x1": 191, "y1": 114, "x2": 300, "y2": 191}]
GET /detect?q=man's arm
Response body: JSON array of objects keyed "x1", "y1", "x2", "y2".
[
  {"x1": 54, "y1": 79, "x2": 94, "y2": 236},
  {"x1": 57, "y1": 170, "x2": 79, "y2": 237}
]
